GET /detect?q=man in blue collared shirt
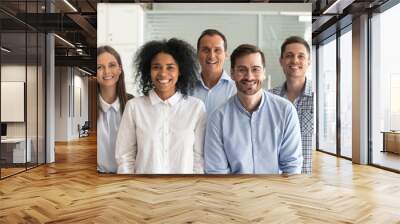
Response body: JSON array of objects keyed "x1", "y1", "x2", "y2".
[
  {"x1": 205, "y1": 44, "x2": 302, "y2": 174},
  {"x1": 190, "y1": 29, "x2": 236, "y2": 114}
]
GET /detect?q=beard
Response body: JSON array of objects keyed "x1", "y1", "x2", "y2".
[{"x1": 236, "y1": 79, "x2": 263, "y2": 95}]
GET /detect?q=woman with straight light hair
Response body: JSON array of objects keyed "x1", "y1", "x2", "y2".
[{"x1": 97, "y1": 45, "x2": 129, "y2": 173}]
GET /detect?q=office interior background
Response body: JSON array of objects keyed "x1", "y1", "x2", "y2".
[
  {"x1": 1, "y1": 0, "x2": 399, "y2": 178},
  {"x1": 0, "y1": 0, "x2": 400, "y2": 222}
]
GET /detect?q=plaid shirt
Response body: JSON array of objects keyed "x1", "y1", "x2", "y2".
[{"x1": 269, "y1": 79, "x2": 314, "y2": 174}]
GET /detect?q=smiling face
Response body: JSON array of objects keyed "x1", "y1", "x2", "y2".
[
  {"x1": 279, "y1": 43, "x2": 310, "y2": 79},
  {"x1": 231, "y1": 53, "x2": 265, "y2": 96},
  {"x1": 197, "y1": 34, "x2": 227, "y2": 77},
  {"x1": 150, "y1": 52, "x2": 180, "y2": 100},
  {"x1": 97, "y1": 52, "x2": 121, "y2": 88}
]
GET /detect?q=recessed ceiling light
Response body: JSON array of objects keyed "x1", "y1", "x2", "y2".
[
  {"x1": 1, "y1": 47, "x2": 11, "y2": 53},
  {"x1": 78, "y1": 67, "x2": 92, "y2": 76},
  {"x1": 54, "y1": 34, "x2": 75, "y2": 48},
  {"x1": 63, "y1": 0, "x2": 78, "y2": 12}
]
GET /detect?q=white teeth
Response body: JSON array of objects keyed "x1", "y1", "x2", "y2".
[
  {"x1": 242, "y1": 81, "x2": 256, "y2": 85},
  {"x1": 158, "y1": 80, "x2": 170, "y2": 84},
  {"x1": 103, "y1": 76, "x2": 113, "y2": 80},
  {"x1": 206, "y1": 61, "x2": 217, "y2": 64}
]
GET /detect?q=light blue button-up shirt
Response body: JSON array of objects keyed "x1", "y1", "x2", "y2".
[
  {"x1": 190, "y1": 70, "x2": 237, "y2": 115},
  {"x1": 205, "y1": 90, "x2": 303, "y2": 174}
]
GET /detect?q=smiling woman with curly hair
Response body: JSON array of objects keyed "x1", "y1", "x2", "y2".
[{"x1": 115, "y1": 38, "x2": 206, "y2": 174}]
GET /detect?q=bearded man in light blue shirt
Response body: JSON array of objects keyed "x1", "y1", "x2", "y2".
[
  {"x1": 205, "y1": 44, "x2": 302, "y2": 174},
  {"x1": 190, "y1": 29, "x2": 236, "y2": 115}
]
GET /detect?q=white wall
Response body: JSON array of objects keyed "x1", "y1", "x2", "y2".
[
  {"x1": 97, "y1": 3, "x2": 311, "y2": 93},
  {"x1": 1, "y1": 64, "x2": 46, "y2": 164},
  {"x1": 54, "y1": 67, "x2": 89, "y2": 141},
  {"x1": 97, "y1": 3, "x2": 144, "y2": 96},
  {"x1": 1, "y1": 65, "x2": 32, "y2": 138}
]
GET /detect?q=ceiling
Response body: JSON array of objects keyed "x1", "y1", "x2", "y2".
[{"x1": 0, "y1": 0, "x2": 393, "y2": 74}]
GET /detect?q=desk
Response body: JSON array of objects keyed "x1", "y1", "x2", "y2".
[
  {"x1": 1, "y1": 138, "x2": 31, "y2": 163},
  {"x1": 382, "y1": 131, "x2": 400, "y2": 154}
]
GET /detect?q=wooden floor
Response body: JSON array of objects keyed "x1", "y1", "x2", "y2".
[
  {"x1": 372, "y1": 150, "x2": 400, "y2": 171},
  {"x1": 1, "y1": 135, "x2": 400, "y2": 223}
]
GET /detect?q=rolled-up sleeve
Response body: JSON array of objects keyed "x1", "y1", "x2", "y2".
[
  {"x1": 204, "y1": 111, "x2": 230, "y2": 174},
  {"x1": 115, "y1": 101, "x2": 137, "y2": 174},
  {"x1": 279, "y1": 104, "x2": 303, "y2": 174}
]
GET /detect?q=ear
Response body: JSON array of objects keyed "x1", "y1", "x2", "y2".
[
  {"x1": 261, "y1": 69, "x2": 266, "y2": 81},
  {"x1": 230, "y1": 68, "x2": 235, "y2": 80},
  {"x1": 279, "y1": 57, "x2": 283, "y2": 67}
]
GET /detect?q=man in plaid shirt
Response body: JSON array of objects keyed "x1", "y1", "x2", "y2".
[{"x1": 270, "y1": 36, "x2": 314, "y2": 174}]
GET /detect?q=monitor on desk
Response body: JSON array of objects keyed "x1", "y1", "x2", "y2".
[{"x1": 1, "y1": 123, "x2": 7, "y2": 139}]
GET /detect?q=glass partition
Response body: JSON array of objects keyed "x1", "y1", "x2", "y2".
[
  {"x1": 317, "y1": 36, "x2": 337, "y2": 155},
  {"x1": 0, "y1": 1, "x2": 46, "y2": 179},
  {"x1": 1, "y1": 30, "x2": 28, "y2": 177},
  {"x1": 371, "y1": 3, "x2": 400, "y2": 171},
  {"x1": 339, "y1": 27, "x2": 352, "y2": 158}
]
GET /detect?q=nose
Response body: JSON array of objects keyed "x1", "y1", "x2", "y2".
[
  {"x1": 292, "y1": 56, "x2": 299, "y2": 64},
  {"x1": 104, "y1": 66, "x2": 111, "y2": 75},
  {"x1": 209, "y1": 50, "x2": 216, "y2": 59},
  {"x1": 159, "y1": 67, "x2": 168, "y2": 77},
  {"x1": 243, "y1": 70, "x2": 255, "y2": 79}
]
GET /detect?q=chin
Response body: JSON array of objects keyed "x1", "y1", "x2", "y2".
[{"x1": 100, "y1": 82, "x2": 117, "y2": 87}]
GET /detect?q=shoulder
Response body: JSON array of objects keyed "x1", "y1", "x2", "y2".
[
  {"x1": 209, "y1": 95, "x2": 236, "y2": 120},
  {"x1": 268, "y1": 85, "x2": 283, "y2": 95},
  {"x1": 264, "y1": 91, "x2": 294, "y2": 113},
  {"x1": 125, "y1": 95, "x2": 149, "y2": 110},
  {"x1": 224, "y1": 77, "x2": 237, "y2": 89},
  {"x1": 183, "y1": 95, "x2": 206, "y2": 110}
]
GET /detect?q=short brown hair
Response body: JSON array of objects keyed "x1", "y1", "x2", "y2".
[
  {"x1": 197, "y1": 29, "x2": 227, "y2": 52},
  {"x1": 230, "y1": 44, "x2": 265, "y2": 69},
  {"x1": 280, "y1": 36, "x2": 310, "y2": 58}
]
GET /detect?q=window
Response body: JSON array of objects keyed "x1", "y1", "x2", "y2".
[
  {"x1": 339, "y1": 28, "x2": 352, "y2": 158},
  {"x1": 317, "y1": 36, "x2": 337, "y2": 154},
  {"x1": 371, "y1": 2, "x2": 400, "y2": 171}
]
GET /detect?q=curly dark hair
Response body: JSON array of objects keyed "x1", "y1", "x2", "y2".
[{"x1": 134, "y1": 38, "x2": 199, "y2": 97}]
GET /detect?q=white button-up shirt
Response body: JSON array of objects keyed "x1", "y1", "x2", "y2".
[
  {"x1": 97, "y1": 95, "x2": 121, "y2": 173},
  {"x1": 115, "y1": 90, "x2": 206, "y2": 174}
]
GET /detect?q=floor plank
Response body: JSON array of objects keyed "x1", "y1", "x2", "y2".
[{"x1": 1, "y1": 135, "x2": 400, "y2": 223}]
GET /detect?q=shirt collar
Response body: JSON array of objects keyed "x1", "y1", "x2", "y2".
[
  {"x1": 99, "y1": 95, "x2": 120, "y2": 113},
  {"x1": 149, "y1": 89, "x2": 182, "y2": 106},
  {"x1": 196, "y1": 70, "x2": 231, "y2": 89},
  {"x1": 234, "y1": 90, "x2": 265, "y2": 117},
  {"x1": 280, "y1": 77, "x2": 313, "y2": 97}
]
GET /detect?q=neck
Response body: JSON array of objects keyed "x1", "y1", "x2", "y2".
[
  {"x1": 100, "y1": 86, "x2": 117, "y2": 104},
  {"x1": 285, "y1": 76, "x2": 306, "y2": 102},
  {"x1": 155, "y1": 89, "x2": 176, "y2": 101},
  {"x1": 237, "y1": 90, "x2": 263, "y2": 113},
  {"x1": 201, "y1": 70, "x2": 223, "y2": 89}
]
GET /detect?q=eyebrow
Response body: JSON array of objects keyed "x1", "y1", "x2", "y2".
[
  {"x1": 236, "y1": 65, "x2": 263, "y2": 68},
  {"x1": 285, "y1": 52, "x2": 306, "y2": 55},
  {"x1": 151, "y1": 63, "x2": 176, "y2": 66}
]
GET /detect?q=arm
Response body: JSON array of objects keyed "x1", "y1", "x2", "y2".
[
  {"x1": 279, "y1": 104, "x2": 303, "y2": 175},
  {"x1": 204, "y1": 111, "x2": 230, "y2": 174},
  {"x1": 193, "y1": 103, "x2": 206, "y2": 174},
  {"x1": 115, "y1": 101, "x2": 137, "y2": 174}
]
